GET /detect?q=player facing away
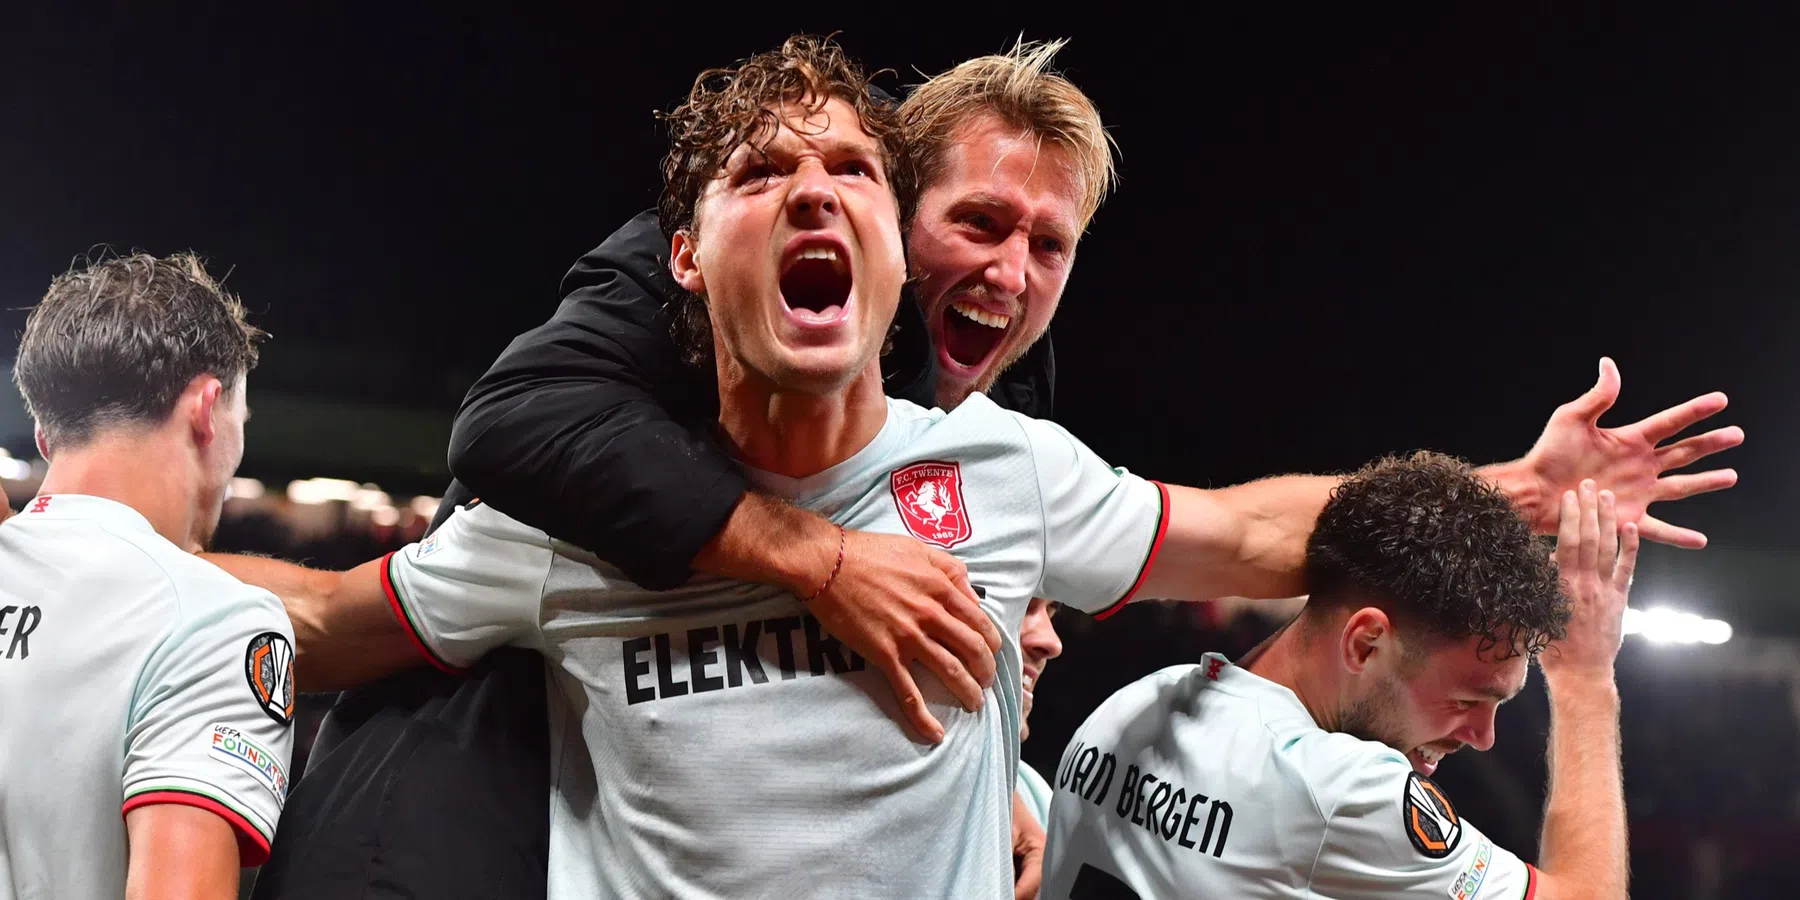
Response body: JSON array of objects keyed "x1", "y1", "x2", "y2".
[
  {"x1": 1042, "y1": 455, "x2": 1640, "y2": 899},
  {"x1": 212, "y1": 36, "x2": 1744, "y2": 898},
  {"x1": 0, "y1": 254, "x2": 293, "y2": 900}
]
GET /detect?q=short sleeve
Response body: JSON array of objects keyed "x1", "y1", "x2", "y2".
[
  {"x1": 1016, "y1": 413, "x2": 1168, "y2": 617},
  {"x1": 122, "y1": 588, "x2": 296, "y2": 867},
  {"x1": 381, "y1": 502, "x2": 553, "y2": 671},
  {"x1": 1311, "y1": 754, "x2": 1537, "y2": 899}
]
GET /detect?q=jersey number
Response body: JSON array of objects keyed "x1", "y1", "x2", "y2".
[{"x1": 1070, "y1": 863, "x2": 1141, "y2": 900}]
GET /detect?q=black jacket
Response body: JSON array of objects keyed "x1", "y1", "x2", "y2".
[
  {"x1": 444, "y1": 209, "x2": 1053, "y2": 586},
  {"x1": 249, "y1": 211, "x2": 1056, "y2": 900}
]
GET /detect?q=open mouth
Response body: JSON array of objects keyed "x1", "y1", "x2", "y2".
[
  {"x1": 780, "y1": 245, "x2": 852, "y2": 322},
  {"x1": 941, "y1": 299, "x2": 1010, "y2": 369},
  {"x1": 1407, "y1": 745, "x2": 1453, "y2": 775}
]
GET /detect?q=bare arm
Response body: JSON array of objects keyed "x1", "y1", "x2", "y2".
[
  {"x1": 1532, "y1": 483, "x2": 1636, "y2": 900},
  {"x1": 124, "y1": 804, "x2": 240, "y2": 900},
  {"x1": 203, "y1": 553, "x2": 417, "y2": 692}
]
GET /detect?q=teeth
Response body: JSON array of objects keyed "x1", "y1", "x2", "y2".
[
  {"x1": 796, "y1": 246, "x2": 846, "y2": 273},
  {"x1": 950, "y1": 299, "x2": 1011, "y2": 330}
]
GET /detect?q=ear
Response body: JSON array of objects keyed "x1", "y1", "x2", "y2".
[
  {"x1": 1340, "y1": 607, "x2": 1393, "y2": 676},
  {"x1": 33, "y1": 428, "x2": 50, "y2": 460},
  {"x1": 670, "y1": 229, "x2": 705, "y2": 294},
  {"x1": 185, "y1": 376, "x2": 225, "y2": 448}
]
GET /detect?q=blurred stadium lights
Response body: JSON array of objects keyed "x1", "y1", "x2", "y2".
[
  {"x1": 409, "y1": 494, "x2": 440, "y2": 520},
  {"x1": 1623, "y1": 606, "x2": 1733, "y2": 645},
  {"x1": 0, "y1": 448, "x2": 29, "y2": 482},
  {"x1": 286, "y1": 477, "x2": 362, "y2": 505},
  {"x1": 228, "y1": 477, "x2": 266, "y2": 500}
]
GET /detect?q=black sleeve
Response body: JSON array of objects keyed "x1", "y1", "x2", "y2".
[{"x1": 447, "y1": 210, "x2": 747, "y2": 590}]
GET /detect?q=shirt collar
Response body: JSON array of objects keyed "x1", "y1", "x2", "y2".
[
  {"x1": 741, "y1": 398, "x2": 904, "y2": 504},
  {"x1": 1200, "y1": 651, "x2": 1317, "y2": 725},
  {"x1": 13, "y1": 494, "x2": 157, "y2": 534}
]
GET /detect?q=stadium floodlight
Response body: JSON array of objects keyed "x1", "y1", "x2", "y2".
[
  {"x1": 0, "y1": 448, "x2": 31, "y2": 482},
  {"x1": 409, "y1": 495, "x2": 441, "y2": 519},
  {"x1": 286, "y1": 477, "x2": 362, "y2": 505},
  {"x1": 1620, "y1": 607, "x2": 1733, "y2": 645},
  {"x1": 371, "y1": 506, "x2": 401, "y2": 527},
  {"x1": 228, "y1": 477, "x2": 265, "y2": 500}
]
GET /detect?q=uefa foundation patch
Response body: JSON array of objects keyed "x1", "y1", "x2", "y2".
[
  {"x1": 1403, "y1": 771, "x2": 1462, "y2": 858},
  {"x1": 209, "y1": 723, "x2": 289, "y2": 800}
]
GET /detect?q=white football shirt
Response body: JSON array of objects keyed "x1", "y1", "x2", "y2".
[
  {"x1": 1042, "y1": 654, "x2": 1537, "y2": 900},
  {"x1": 381, "y1": 395, "x2": 1167, "y2": 899},
  {"x1": 1017, "y1": 760, "x2": 1053, "y2": 828},
  {"x1": 0, "y1": 495, "x2": 295, "y2": 900}
]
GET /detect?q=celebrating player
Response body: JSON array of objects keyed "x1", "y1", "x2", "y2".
[
  {"x1": 1041, "y1": 456, "x2": 1637, "y2": 899},
  {"x1": 214, "y1": 35, "x2": 1740, "y2": 898},
  {"x1": 0, "y1": 254, "x2": 292, "y2": 900}
]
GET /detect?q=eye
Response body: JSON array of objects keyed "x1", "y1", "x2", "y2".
[
  {"x1": 961, "y1": 212, "x2": 999, "y2": 233},
  {"x1": 736, "y1": 163, "x2": 777, "y2": 185},
  {"x1": 837, "y1": 159, "x2": 875, "y2": 179},
  {"x1": 1034, "y1": 236, "x2": 1066, "y2": 256},
  {"x1": 1454, "y1": 699, "x2": 1479, "y2": 711}
]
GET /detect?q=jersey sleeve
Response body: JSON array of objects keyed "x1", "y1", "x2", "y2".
[
  {"x1": 1015, "y1": 413, "x2": 1168, "y2": 618},
  {"x1": 122, "y1": 587, "x2": 296, "y2": 867},
  {"x1": 1310, "y1": 751, "x2": 1537, "y2": 900},
  {"x1": 381, "y1": 502, "x2": 554, "y2": 672}
]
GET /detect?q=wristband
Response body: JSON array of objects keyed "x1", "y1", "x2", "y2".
[{"x1": 806, "y1": 523, "x2": 848, "y2": 603}]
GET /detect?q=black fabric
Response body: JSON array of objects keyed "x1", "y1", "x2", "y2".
[{"x1": 255, "y1": 212, "x2": 1056, "y2": 900}]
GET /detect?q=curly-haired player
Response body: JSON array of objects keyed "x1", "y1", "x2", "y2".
[{"x1": 1043, "y1": 453, "x2": 1636, "y2": 900}]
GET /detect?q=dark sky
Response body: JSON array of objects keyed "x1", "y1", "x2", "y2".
[{"x1": 4, "y1": 7, "x2": 1794, "y2": 625}]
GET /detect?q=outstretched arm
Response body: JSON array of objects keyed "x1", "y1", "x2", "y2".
[
  {"x1": 1139, "y1": 358, "x2": 1738, "y2": 603},
  {"x1": 204, "y1": 553, "x2": 412, "y2": 692}
]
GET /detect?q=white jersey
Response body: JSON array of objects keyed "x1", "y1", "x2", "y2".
[
  {"x1": 0, "y1": 495, "x2": 295, "y2": 900},
  {"x1": 1017, "y1": 760, "x2": 1053, "y2": 828},
  {"x1": 382, "y1": 395, "x2": 1166, "y2": 899},
  {"x1": 1042, "y1": 654, "x2": 1536, "y2": 900}
]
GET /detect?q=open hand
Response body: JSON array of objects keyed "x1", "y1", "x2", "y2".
[
  {"x1": 1541, "y1": 481, "x2": 1639, "y2": 676},
  {"x1": 1517, "y1": 358, "x2": 1740, "y2": 548},
  {"x1": 807, "y1": 529, "x2": 1003, "y2": 743}
]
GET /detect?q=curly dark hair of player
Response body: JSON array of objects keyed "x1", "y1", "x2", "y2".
[
  {"x1": 1305, "y1": 451, "x2": 1570, "y2": 659},
  {"x1": 655, "y1": 35, "x2": 913, "y2": 367}
]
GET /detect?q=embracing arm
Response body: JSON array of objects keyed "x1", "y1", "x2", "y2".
[{"x1": 203, "y1": 553, "x2": 413, "y2": 692}]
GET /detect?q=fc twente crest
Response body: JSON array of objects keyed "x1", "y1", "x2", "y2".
[{"x1": 890, "y1": 461, "x2": 972, "y2": 550}]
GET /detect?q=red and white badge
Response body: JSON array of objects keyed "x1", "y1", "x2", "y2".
[{"x1": 890, "y1": 461, "x2": 972, "y2": 550}]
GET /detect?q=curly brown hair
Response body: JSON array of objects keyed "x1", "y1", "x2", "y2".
[
  {"x1": 1305, "y1": 451, "x2": 1569, "y2": 659},
  {"x1": 654, "y1": 34, "x2": 911, "y2": 366}
]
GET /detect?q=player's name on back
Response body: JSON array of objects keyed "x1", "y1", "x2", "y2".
[
  {"x1": 622, "y1": 610, "x2": 869, "y2": 705},
  {"x1": 0, "y1": 605, "x2": 43, "y2": 660},
  {"x1": 1058, "y1": 739, "x2": 1236, "y2": 859}
]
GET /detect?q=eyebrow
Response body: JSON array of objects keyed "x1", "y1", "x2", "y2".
[{"x1": 951, "y1": 191, "x2": 1078, "y2": 245}]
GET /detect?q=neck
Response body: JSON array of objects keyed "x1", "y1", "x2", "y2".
[
  {"x1": 715, "y1": 360, "x2": 889, "y2": 478},
  {"x1": 37, "y1": 429, "x2": 204, "y2": 549},
  {"x1": 1244, "y1": 617, "x2": 1344, "y2": 732}
]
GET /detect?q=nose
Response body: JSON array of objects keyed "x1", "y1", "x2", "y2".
[
  {"x1": 1020, "y1": 601, "x2": 1064, "y2": 663},
  {"x1": 786, "y1": 161, "x2": 839, "y2": 229},
  {"x1": 983, "y1": 230, "x2": 1029, "y2": 298},
  {"x1": 1458, "y1": 707, "x2": 1498, "y2": 752}
]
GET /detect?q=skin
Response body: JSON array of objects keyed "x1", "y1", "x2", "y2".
[{"x1": 909, "y1": 114, "x2": 1084, "y2": 410}]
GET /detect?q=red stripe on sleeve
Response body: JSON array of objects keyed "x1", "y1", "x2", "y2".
[
  {"x1": 1522, "y1": 864, "x2": 1539, "y2": 900},
  {"x1": 1094, "y1": 480, "x2": 1172, "y2": 621},
  {"x1": 378, "y1": 550, "x2": 463, "y2": 675},
  {"x1": 122, "y1": 790, "x2": 271, "y2": 867}
]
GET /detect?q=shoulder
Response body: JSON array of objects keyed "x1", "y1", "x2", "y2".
[
  {"x1": 1084, "y1": 664, "x2": 1207, "y2": 731},
  {"x1": 1272, "y1": 726, "x2": 1414, "y2": 817},
  {"x1": 161, "y1": 550, "x2": 290, "y2": 635}
]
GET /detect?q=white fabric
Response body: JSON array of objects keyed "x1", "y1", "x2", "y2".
[
  {"x1": 0, "y1": 495, "x2": 294, "y2": 900},
  {"x1": 1043, "y1": 654, "x2": 1534, "y2": 899},
  {"x1": 386, "y1": 395, "x2": 1165, "y2": 899}
]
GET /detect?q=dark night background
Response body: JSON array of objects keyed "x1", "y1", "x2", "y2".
[{"x1": 4, "y1": 5, "x2": 1796, "y2": 895}]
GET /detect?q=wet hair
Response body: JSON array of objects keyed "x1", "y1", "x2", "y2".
[
  {"x1": 1304, "y1": 451, "x2": 1569, "y2": 658},
  {"x1": 654, "y1": 34, "x2": 909, "y2": 368}
]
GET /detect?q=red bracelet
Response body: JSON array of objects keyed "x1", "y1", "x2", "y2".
[{"x1": 806, "y1": 523, "x2": 847, "y2": 603}]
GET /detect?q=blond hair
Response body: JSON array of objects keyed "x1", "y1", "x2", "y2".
[{"x1": 900, "y1": 38, "x2": 1118, "y2": 230}]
